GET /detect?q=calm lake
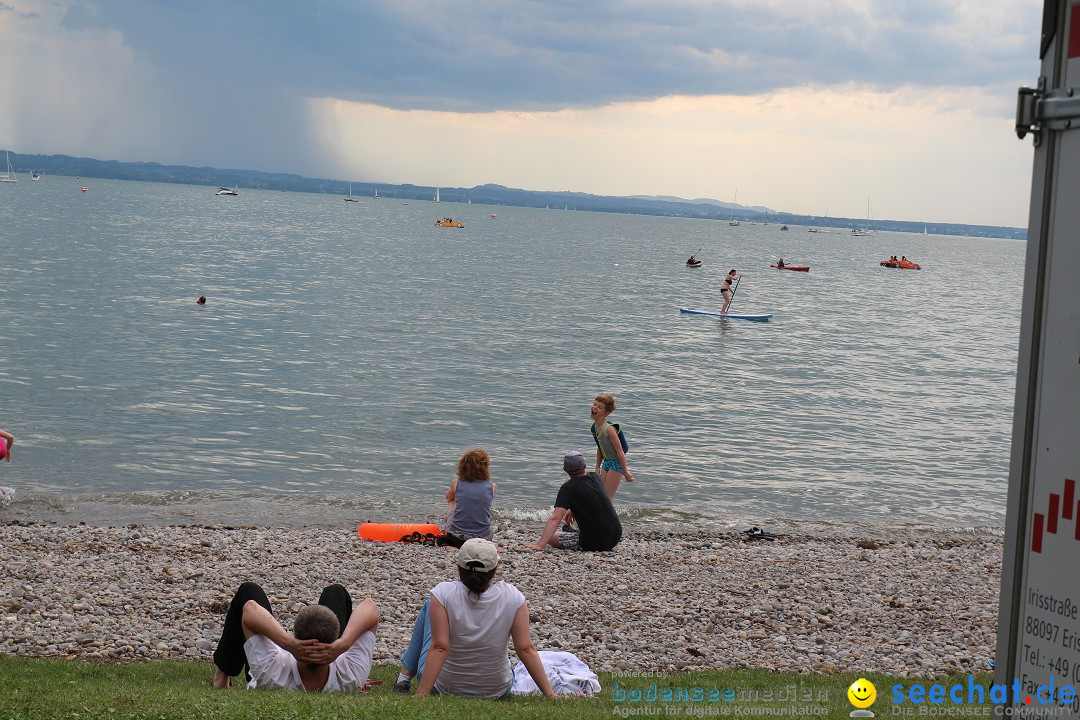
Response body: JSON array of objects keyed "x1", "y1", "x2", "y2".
[{"x1": 0, "y1": 177, "x2": 1023, "y2": 533}]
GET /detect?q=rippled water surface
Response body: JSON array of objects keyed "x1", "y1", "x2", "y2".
[{"x1": 0, "y1": 178, "x2": 1023, "y2": 530}]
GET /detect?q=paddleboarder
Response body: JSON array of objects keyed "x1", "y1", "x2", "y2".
[{"x1": 720, "y1": 269, "x2": 740, "y2": 314}]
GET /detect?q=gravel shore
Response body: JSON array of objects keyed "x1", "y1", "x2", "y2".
[{"x1": 1, "y1": 520, "x2": 1002, "y2": 678}]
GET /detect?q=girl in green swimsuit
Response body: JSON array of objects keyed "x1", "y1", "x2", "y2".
[{"x1": 590, "y1": 394, "x2": 634, "y2": 499}]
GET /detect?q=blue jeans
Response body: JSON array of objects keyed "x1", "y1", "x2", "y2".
[{"x1": 400, "y1": 599, "x2": 433, "y2": 679}]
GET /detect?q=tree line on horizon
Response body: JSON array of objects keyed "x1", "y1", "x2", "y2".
[{"x1": 3, "y1": 151, "x2": 1025, "y2": 240}]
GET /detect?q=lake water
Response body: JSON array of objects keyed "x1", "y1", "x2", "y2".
[{"x1": 0, "y1": 177, "x2": 1024, "y2": 533}]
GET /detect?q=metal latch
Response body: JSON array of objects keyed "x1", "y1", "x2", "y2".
[{"x1": 1016, "y1": 79, "x2": 1080, "y2": 145}]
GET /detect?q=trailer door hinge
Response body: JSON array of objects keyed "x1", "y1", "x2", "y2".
[{"x1": 1017, "y1": 79, "x2": 1080, "y2": 146}]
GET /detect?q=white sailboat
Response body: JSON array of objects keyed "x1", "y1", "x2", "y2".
[
  {"x1": 728, "y1": 190, "x2": 740, "y2": 226},
  {"x1": 809, "y1": 210, "x2": 829, "y2": 233},
  {"x1": 852, "y1": 197, "x2": 871, "y2": 236},
  {"x1": 344, "y1": 179, "x2": 359, "y2": 202},
  {"x1": 434, "y1": 187, "x2": 440, "y2": 203},
  {"x1": 0, "y1": 151, "x2": 17, "y2": 183},
  {"x1": 373, "y1": 189, "x2": 381, "y2": 199}
]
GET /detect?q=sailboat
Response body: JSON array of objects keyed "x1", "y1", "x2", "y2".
[
  {"x1": 434, "y1": 187, "x2": 441, "y2": 203},
  {"x1": 852, "y1": 197, "x2": 871, "y2": 236},
  {"x1": 0, "y1": 151, "x2": 17, "y2": 183},
  {"x1": 728, "y1": 191, "x2": 740, "y2": 226},
  {"x1": 808, "y1": 210, "x2": 828, "y2": 233},
  {"x1": 373, "y1": 189, "x2": 381, "y2": 199},
  {"x1": 344, "y1": 179, "x2": 359, "y2": 202}
]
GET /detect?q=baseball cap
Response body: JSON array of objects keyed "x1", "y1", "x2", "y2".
[
  {"x1": 563, "y1": 449, "x2": 586, "y2": 473},
  {"x1": 458, "y1": 538, "x2": 500, "y2": 571}
]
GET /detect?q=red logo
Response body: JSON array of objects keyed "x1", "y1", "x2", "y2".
[{"x1": 1032, "y1": 478, "x2": 1077, "y2": 553}]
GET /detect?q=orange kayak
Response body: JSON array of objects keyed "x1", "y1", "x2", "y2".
[{"x1": 880, "y1": 259, "x2": 921, "y2": 270}]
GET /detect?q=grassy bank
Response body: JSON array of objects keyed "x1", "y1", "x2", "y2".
[{"x1": 0, "y1": 657, "x2": 996, "y2": 720}]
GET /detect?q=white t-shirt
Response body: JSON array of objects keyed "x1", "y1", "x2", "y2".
[
  {"x1": 243, "y1": 631, "x2": 376, "y2": 692},
  {"x1": 430, "y1": 579, "x2": 526, "y2": 697}
]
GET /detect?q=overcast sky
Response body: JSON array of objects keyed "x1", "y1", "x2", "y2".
[{"x1": 1, "y1": 0, "x2": 1043, "y2": 226}]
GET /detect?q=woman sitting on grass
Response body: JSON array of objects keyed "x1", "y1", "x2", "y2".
[{"x1": 393, "y1": 538, "x2": 556, "y2": 698}]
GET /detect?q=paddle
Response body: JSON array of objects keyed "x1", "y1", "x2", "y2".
[{"x1": 724, "y1": 274, "x2": 742, "y2": 314}]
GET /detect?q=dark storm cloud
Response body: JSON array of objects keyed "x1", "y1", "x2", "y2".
[{"x1": 80, "y1": 0, "x2": 1040, "y2": 112}]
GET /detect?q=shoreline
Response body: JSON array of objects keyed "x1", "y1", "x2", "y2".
[
  {"x1": 0, "y1": 488, "x2": 1007, "y2": 537},
  {"x1": 1, "y1": 521, "x2": 1002, "y2": 678}
]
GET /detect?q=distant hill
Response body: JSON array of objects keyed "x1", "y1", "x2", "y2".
[{"x1": 2, "y1": 151, "x2": 1026, "y2": 240}]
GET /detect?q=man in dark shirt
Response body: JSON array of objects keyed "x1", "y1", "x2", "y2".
[{"x1": 525, "y1": 450, "x2": 622, "y2": 552}]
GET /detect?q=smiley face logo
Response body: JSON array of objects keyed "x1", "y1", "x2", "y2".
[{"x1": 848, "y1": 678, "x2": 877, "y2": 709}]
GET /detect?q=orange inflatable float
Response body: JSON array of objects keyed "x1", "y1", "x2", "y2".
[{"x1": 358, "y1": 522, "x2": 444, "y2": 544}]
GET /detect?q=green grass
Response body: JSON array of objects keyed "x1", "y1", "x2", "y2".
[{"x1": 0, "y1": 657, "x2": 996, "y2": 720}]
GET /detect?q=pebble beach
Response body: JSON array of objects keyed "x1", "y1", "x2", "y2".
[{"x1": 1, "y1": 520, "x2": 1002, "y2": 678}]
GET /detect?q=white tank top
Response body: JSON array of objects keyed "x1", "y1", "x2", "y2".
[{"x1": 430, "y1": 579, "x2": 526, "y2": 697}]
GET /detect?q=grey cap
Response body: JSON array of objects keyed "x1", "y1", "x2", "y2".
[
  {"x1": 563, "y1": 450, "x2": 586, "y2": 473},
  {"x1": 458, "y1": 538, "x2": 500, "y2": 571}
]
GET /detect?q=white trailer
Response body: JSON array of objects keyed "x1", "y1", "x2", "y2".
[{"x1": 998, "y1": 0, "x2": 1080, "y2": 717}]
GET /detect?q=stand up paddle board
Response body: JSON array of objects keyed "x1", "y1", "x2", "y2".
[
  {"x1": 358, "y1": 522, "x2": 444, "y2": 544},
  {"x1": 678, "y1": 307, "x2": 773, "y2": 321}
]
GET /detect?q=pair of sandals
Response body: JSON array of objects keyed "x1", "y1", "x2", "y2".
[
  {"x1": 400, "y1": 531, "x2": 442, "y2": 547},
  {"x1": 742, "y1": 526, "x2": 776, "y2": 541}
]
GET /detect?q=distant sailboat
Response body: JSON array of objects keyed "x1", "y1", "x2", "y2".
[
  {"x1": 344, "y1": 179, "x2": 359, "y2": 202},
  {"x1": 373, "y1": 189, "x2": 381, "y2": 199},
  {"x1": 0, "y1": 151, "x2": 17, "y2": 183},
  {"x1": 728, "y1": 191, "x2": 740, "y2": 226},
  {"x1": 434, "y1": 187, "x2": 440, "y2": 203},
  {"x1": 852, "y1": 198, "x2": 871, "y2": 236}
]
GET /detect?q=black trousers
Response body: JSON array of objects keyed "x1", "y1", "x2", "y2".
[{"x1": 212, "y1": 581, "x2": 353, "y2": 677}]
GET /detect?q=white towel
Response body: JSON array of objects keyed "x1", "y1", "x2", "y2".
[{"x1": 511, "y1": 650, "x2": 601, "y2": 696}]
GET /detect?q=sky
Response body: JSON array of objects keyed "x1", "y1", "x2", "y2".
[{"x1": 0, "y1": 0, "x2": 1044, "y2": 227}]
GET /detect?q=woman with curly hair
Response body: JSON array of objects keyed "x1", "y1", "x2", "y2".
[{"x1": 443, "y1": 448, "x2": 496, "y2": 545}]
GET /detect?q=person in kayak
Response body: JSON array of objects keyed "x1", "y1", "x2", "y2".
[
  {"x1": 687, "y1": 255, "x2": 698, "y2": 265},
  {"x1": 721, "y1": 269, "x2": 740, "y2": 314},
  {"x1": 776, "y1": 259, "x2": 785, "y2": 268}
]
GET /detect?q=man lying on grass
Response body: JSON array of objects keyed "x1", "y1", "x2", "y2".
[{"x1": 211, "y1": 581, "x2": 379, "y2": 692}]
